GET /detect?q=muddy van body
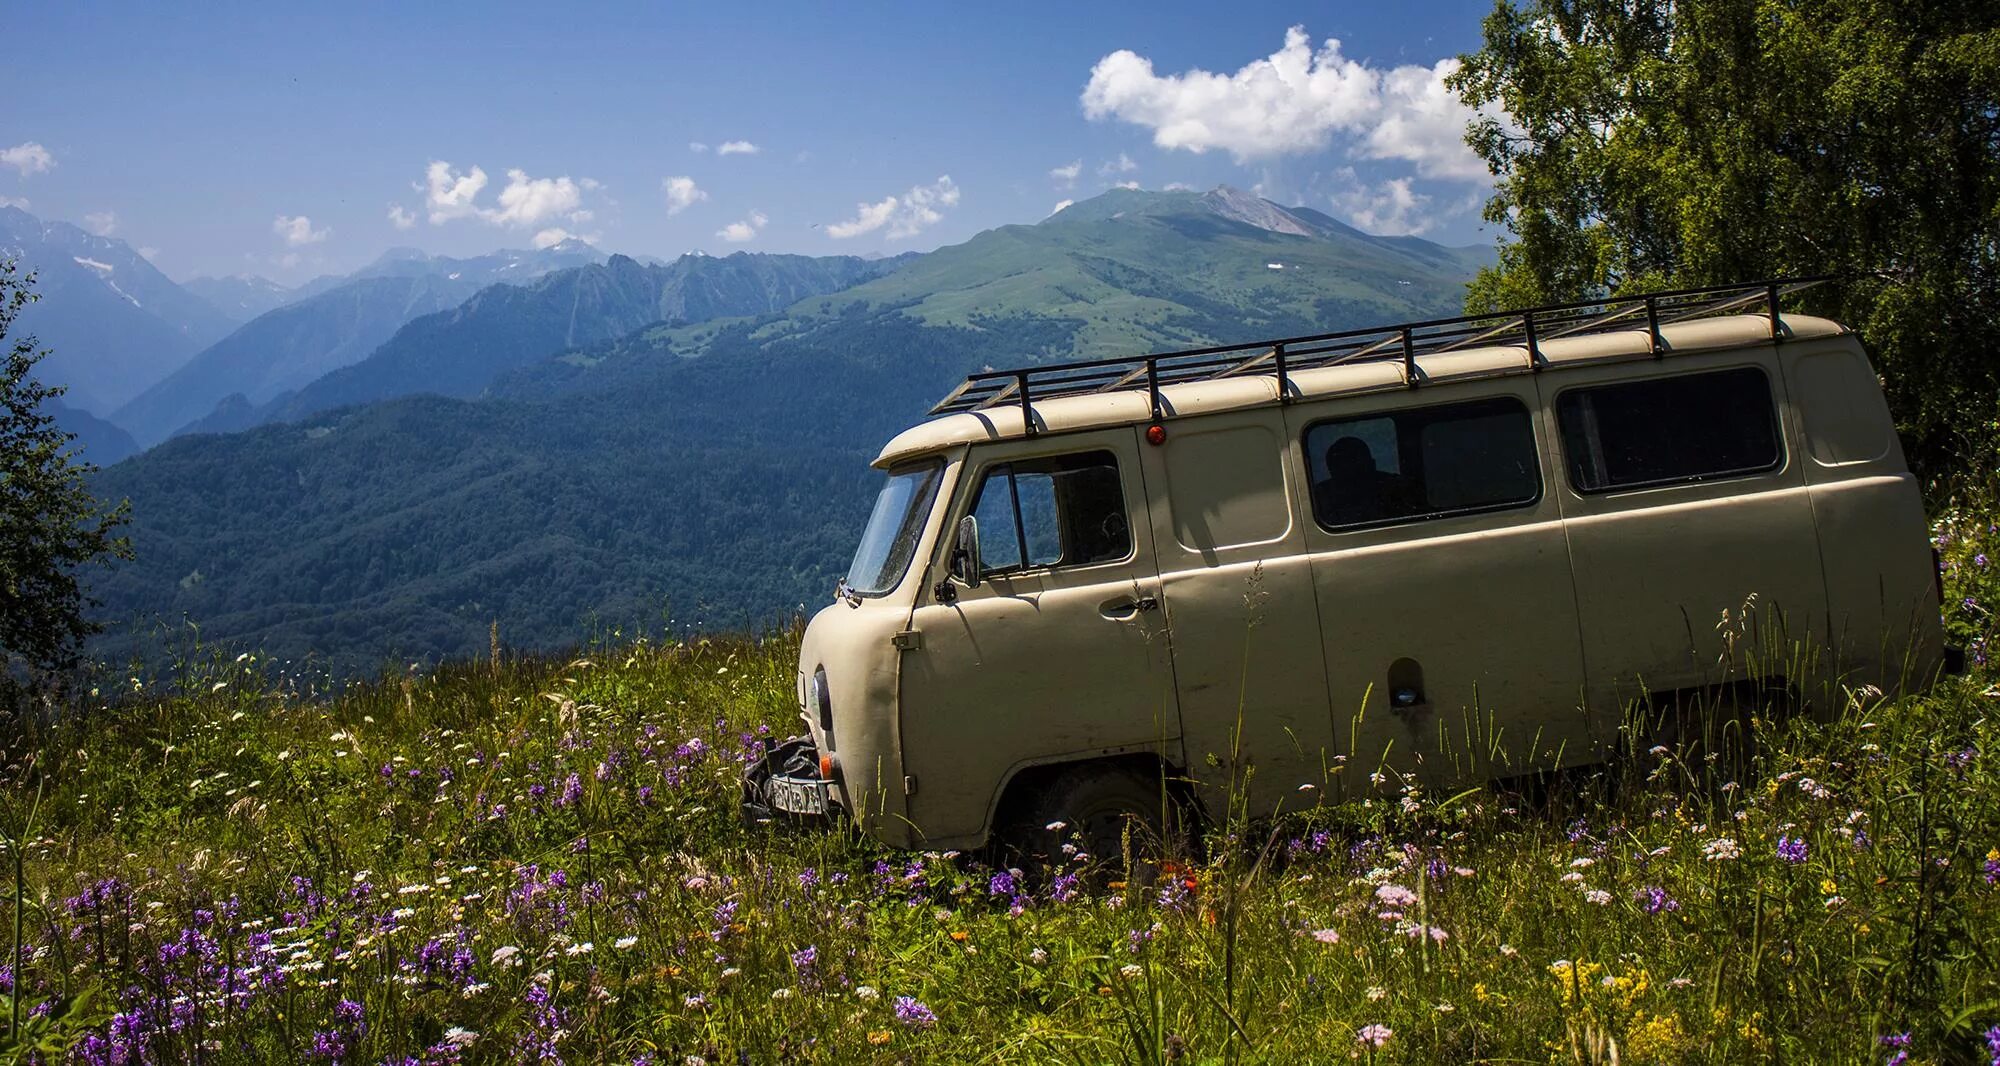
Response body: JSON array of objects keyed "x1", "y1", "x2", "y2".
[{"x1": 743, "y1": 280, "x2": 1950, "y2": 851}]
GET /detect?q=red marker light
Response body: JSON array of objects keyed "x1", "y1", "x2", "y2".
[
  {"x1": 819, "y1": 754, "x2": 837, "y2": 780},
  {"x1": 1145, "y1": 424, "x2": 1167, "y2": 446}
]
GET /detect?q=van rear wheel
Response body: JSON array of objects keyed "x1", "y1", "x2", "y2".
[{"x1": 1005, "y1": 763, "x2": 1188, "y2": 887}]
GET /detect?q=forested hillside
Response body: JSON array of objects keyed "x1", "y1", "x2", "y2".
[{"x1": 84, "y1": 188, "x2": 1485, "y2": 673}]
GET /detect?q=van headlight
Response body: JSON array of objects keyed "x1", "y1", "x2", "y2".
[{"x1": 812, "y1": 667, "x2": 834, "y2": 737}]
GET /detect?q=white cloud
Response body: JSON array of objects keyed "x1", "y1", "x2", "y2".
[
  {"x1": 716, "y1": 210, "x2": 768, "y2": 243},
  {"x1": 1162, "y1": 182, "x2": 1196, "y2": 191},
  {"x1": 83, "y1": 211, "x2": 117, "y2": 236},
  {"x1": 532, "y1": 227, "x2": 574, "y2": 249},
  {"x1": 717, "y1": 140, "x2": 760, "y2": 156},
  {"x1": 139, "y1": 246, "x2": 160, "y2": 261},
  {"x1": 1113, "y1": 180, "x2": 1141, "y2": 190},
  {"x1": 424, "y1": 161, "x2": 490, "y2": 223},
  {"x1": 1329, "y1": 169, "x2": 1432, "y2": 235},
  {"x1": 273, "y1": 214, "x2": 330, "y2": 246},
  {"x1": 420, "y1": 160, "x2": 597, "y2": 230},
  {"x1": 0, "y1": 142, "x2": 54, "y2": 176},
  {"x1": 0, "y1": 196, "x2": 28, "y2": 209},
  {"x1": 1099, "y1": 152, "x2": 1139, "y2": 176},
  {"x1": 1049, "y1": 160, "x2": 1081, "y2": 188},
  {"x1": 388, "y1": 204, "x2": 416, "y2": 230},
  {"x1": 488, "y1": 169, "x2": 584, "y2": 227},
  {"x1": 689, "y1": 141, "x2": 709, "y2": 154},
  {"x1": 1081, "y1": 26, "x2": 1489, "y2": 180},
  {"x1": 1049, "y1": 199, "x2": 1074, "y2": 217},
  {"x1": 663, "y1": 176, "x2": 707, "y2": 215},
  {"x1": 826, "y1": 175, "x2": 960, "y2": 240}
]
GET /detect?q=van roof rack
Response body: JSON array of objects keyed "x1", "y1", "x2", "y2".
[{"x1": 930, "y1": 276, "x2": 1832, "y2": 429}]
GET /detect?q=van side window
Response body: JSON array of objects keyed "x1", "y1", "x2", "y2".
[
  {"x1": 1557, "y1": 367, "x2": 1781, "y2": 493},
  {"x1": 1304, "y1": 396, "x2": 1540, "y2": 530},
  {"x1": 967, "y1": 450, "x2": 1131, "y2": 575}
]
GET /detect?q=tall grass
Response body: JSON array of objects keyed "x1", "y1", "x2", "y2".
[{"x1": 0, "y1": 506, "x2": 1994, "y2": 1063}]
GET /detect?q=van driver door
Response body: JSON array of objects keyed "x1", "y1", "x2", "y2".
[{"x1": 897, "y1": 429, "x2": 1181, "y2": 846}]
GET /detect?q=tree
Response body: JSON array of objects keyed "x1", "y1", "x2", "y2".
[
  {"x1": 0, "y1": 260, "x2": 129, "y2": 685},
  {"x1": 1450, "y1": 0, "x2": 2000, "y2": 483}
]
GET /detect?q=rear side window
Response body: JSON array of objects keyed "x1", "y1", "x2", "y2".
[
  {"x1": 1304, "y1": 396, "x2": 1541, "y2": 530},
  {"x1": 968, "y1": 450, "x2": 1130, "y2": 574},
  {"x1": 1557, "y1": 367, "x2": 1782, "y2": 493}
]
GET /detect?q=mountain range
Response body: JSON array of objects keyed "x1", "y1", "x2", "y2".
[
  {"x1": 0, "y1": 205, "x2": 238, "y2": 417},
  {"x1": 69, "y1": 187, "x2": 1491, "y2": 673}
]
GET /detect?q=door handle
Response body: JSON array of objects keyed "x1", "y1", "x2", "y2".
[{"x1": 1099, "y1": 595, "x2": 1159, "y2": 620}]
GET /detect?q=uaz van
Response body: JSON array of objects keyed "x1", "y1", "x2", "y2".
[{"x1": 743, "y1": 280, "x2": 1951, "y2": 857}]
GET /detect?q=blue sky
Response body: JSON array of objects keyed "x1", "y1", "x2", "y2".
[{"x1": 3, "y1": 1, "x2": 1502, "y2": 283}]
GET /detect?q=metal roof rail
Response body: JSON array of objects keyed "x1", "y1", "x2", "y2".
[{"x1": 929, "y1": 276, "x2": 1833, "y2": 425}]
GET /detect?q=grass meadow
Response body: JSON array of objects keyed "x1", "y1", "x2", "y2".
[{"x1": 0, "y1": 488, "x2": 1995, "y2": 1064}]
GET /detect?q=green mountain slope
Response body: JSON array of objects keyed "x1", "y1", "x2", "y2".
[
  {"x1": 87, "y1": 188, "x2": 1485, "y2": 672},
  {"x1": 237, "y1": 251, "x2": 916, "y2": 429}
]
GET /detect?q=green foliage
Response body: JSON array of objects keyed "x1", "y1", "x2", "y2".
[
  {"x1": 3, "y1": 527, "x2": 1999, "y2": 1061},
  {"x1": 0, "y1": 261, "x2": 129, "y2": 684},
  {"x1": 1451, "y1": 0, "x2": 2000, "y2": 481}
]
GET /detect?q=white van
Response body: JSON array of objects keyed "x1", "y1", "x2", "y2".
[{"x1": 743, "y1": 280, "x2": 1952, "y2": 860}]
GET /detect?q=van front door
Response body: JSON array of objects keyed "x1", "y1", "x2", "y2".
[{"x1": 897, "y1": 429, "x2": 1180, "y2": 848}]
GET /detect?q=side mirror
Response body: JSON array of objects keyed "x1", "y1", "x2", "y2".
[{"x1": 949, "y1": 514, "x2": 982, "y2": 588}]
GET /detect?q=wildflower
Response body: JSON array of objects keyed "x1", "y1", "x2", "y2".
[
  {"x1": 988, "y1": 870, "x2": 1017, "y2": 897},
  {"x1": 868, "y1": 1031, "x2": 893, "y2": 1046},
  {"x1": 1584, "y1": 889, "x2": 1612, "y2": 906},
  {"x1": 1365, "y1": 986, "x2": 1388, "y2": 1001},
  {"x1": 614, "y1": 936, "x2": 638, "y2": 951},
  {"x1": 565, "y1": 941, "x2": 593, "y2": 956},
  {"x1": 1880, "y1": 1031, "x2": 1911, "y2": 1066},
  {"x1": 1309, "y1": 928, "x2": 1340, "y2": 944},
  {"x1": 1984, "y1": 848, "x2": 1999, "y2": 886},
  {"x1": 855, "y1": 985, "x2": 880, "y2": 1001},
  {"x1": 1639, "y1": 886, "x2": 1680, "y2": 914},
  {"x1": 1776, "y1": 836, "x2": 1808, "y2": 864},
  {"x1": 893, "y1": 995, "x2": 937, "y2": 1029},
  {"x1": 790, "y1": 945, "x2": 817, "y2": 974},
  {"x1": 1028, "y1": 947, "x2": 1049, "y2": 965},
  {"x1": 441, "y1": 1027, "x2": 478, "y2": 1048},
  {"x1": 1702, "y1": 838, "x2": 1742, "y2": 861},
  {"x1": 1356, "y1": 1023, "x2": 1393, "y2": 1050},
  {"x1": 1120, "y1": 963, "x2": 1143, "y2": 980},
  {"x1": 1374, "y1": 884, "x2": 1417, "y2": 908},
  {"x1": 771, "y1": 987, "x2": 795, "y2": 1000}
]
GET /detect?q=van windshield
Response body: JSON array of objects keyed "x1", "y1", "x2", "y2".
[{"x1": 844, "y1": 461, "x2": 944, "y2": 596}]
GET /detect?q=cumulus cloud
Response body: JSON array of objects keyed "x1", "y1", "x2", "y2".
[
  {"x1": 826, "y1": 176, "x2": 960, "y2": 240},
  {"x1": 139, "y1": 246, "x2": 160, "y2": 261},
  {"x1": 532, "y1": 227, "x2": 575, "y2": 249},
  {"x1": 1049, "y1": 160, "x2": 1081, "y2": 188},
  {"x1": 0, "y1": 142, "x2": 54, "y2": 176},
  {"x1": 663, "y1": 176, "x2": 707, "y2": 215},
  {"x1": 0, "y1": 196, "x2": 28, "y2": 210},
  {"x1": 424, "y1": 161, "x2": 490, "y2": 223},
  {"x1": 387, "y1": 204, "x2": 416, "y2": 230},
  {"x1": 273, "y1": 214, "x2": 330, "y2": 246},
  {"x1": 717, "y1": 140, "x2": 760, "y2": 156},
  {"x1": 1099, "y1": 152, "x2": 1138, "y2": 176},
  {"x1": 1081, "y1": 26, "x2": 1489, "y2": 180},
  {"x1": 83, "y1": 211, "x2": 117, "y2": 236},
  {"x1": 716, "y1": 210, "x2": 768, "y2": 243},
  {"x1": 487, "y1": 169, "x2": 584, "y2": 227},
  {"x1": 1328, "y1": 169, "x2": 1432, "y2": 235},
  {"x1": 689, "y1": 141, "x2": 709, "y2": 154},
  {"x1": 1113, "y1": 180, "x2": 1141, "y2": 190},
  {"x1": 1049, "y1": 199, "x2": 1074, "y2": 217},
  {"x1": 419, "y1": 160, "x2": 598, "y2": 231}
]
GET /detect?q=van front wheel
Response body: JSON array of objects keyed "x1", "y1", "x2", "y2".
[{"x1": 1005, "y1": 763, "x2": 1187, "y2": 885}]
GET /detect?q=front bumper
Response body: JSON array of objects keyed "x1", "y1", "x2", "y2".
[{"x1": 740, "y1": 734, "x2": 836, "y2": 827}]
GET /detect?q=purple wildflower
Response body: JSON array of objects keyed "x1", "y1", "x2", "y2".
[
  {"x1": 1777, "y1": 836, "x2": 1808, "y2": 864},
  {"x1": 893, "y1": 995, "x2": 937, "y2": 1029},
  {"x1": 1639, "y1": 886, "x2": 1680, "y2": 914}
]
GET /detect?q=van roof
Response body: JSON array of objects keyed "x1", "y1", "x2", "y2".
[{"x1": 875, "y1": 312, "x2": 1848, "y2": 467}]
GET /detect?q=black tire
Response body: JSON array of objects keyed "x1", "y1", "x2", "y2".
[{"x1": 1003, "y1": 763, "x2": 1188, "y2": 887}]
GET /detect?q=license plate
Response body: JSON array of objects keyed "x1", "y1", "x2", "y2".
[{"x1": 770, "y1": 775, "x2": 827, "y2": 816}]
